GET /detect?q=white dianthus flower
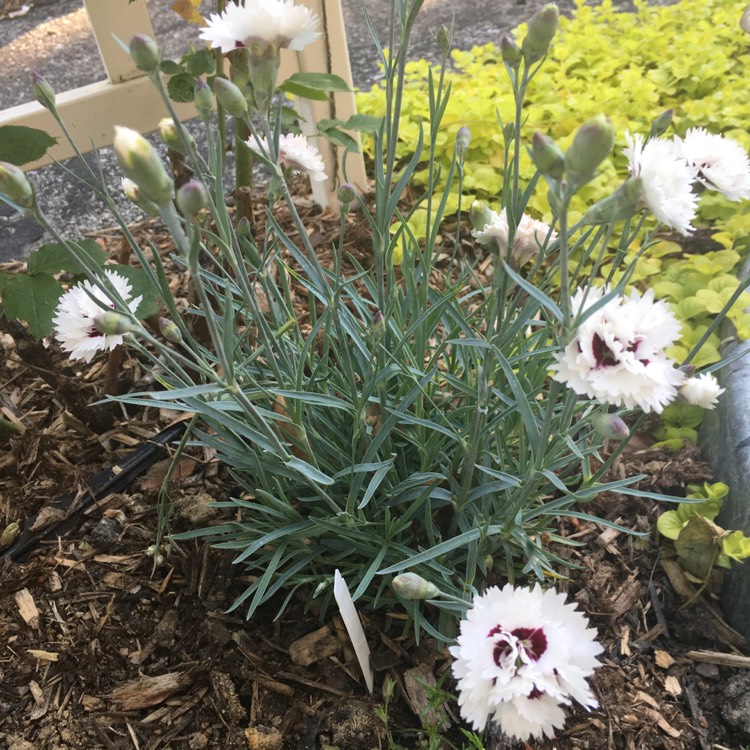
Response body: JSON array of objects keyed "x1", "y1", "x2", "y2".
[
  {"x1": 450, "y1": 584, "x2": 602, "y2": 741},
  {"x1": 199, "y1": 0, "x2": 321, "y2": 54},
  {"x1": 472, "y1": 207, "x2": 556, "y2": 266},
  {"x1": 52, "y1": 270, "x2": 142, "y2": 363},
  {"x1": 552, "y1": 286, "x2": 685, "y2": 413},
  {"x1": 247, "y1": 132, "x2": 327, "y2": 182},
  {"x1": 680, "y1": 128, "x2": 750, "y2": 202},
  {"x1": 623, "y1": 131, "x2": 698, "y2": 236},
  {"x1": 680, "y1": 372, "x2": 725, "y2": 410}
]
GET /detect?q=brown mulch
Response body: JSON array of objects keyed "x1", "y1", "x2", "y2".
[{"x1": 1, "y1": 199, "x2": 749, "y2": 750}]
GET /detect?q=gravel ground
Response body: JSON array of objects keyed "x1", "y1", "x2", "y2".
[{"x1": 0, "y1": 0, "x2": 645, "y2": 260}]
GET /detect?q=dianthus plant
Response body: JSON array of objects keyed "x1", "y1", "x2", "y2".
[{"x1": 1, "y1": 0, "x2": 747, "y2": 642}]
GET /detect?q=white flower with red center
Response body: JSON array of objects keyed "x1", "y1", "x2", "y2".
[
  {"x1": 680, "y1": 372, "x2": 725, "y2": 410},
  {"x1": 680, "y1": 128, "x2": 750, "y2": 202},
  {"x1": 552, "y1": 286, "x2": 685, "y2": 413},
  {"x1": 450, "y1": 584, "x2": 602, "y2": 740},
  {"x1": 199, "y1": 0, "x2": 321, "y2": 54},
  {"x1": 471, "y1": 207, "x2": 556, "y2": 266},
  {"x1": 247, "y1": 133, "x2": 327, "y2": 182},
  {"x1": 52, "y1": 270, "x2": 142, "y2": 363},
  {"x1": 623, "y1": 131, "x2": 698, "y2": 236}
]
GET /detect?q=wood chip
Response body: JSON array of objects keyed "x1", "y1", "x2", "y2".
[
  {"x1": 664, "y1": 675, "x2": 683, "y2": 696},
  {"x1": 27, "y1": 649, "x2": 58, "y2": 662},
  {"x1": 288, "y1": 624, "x2": 340, "y2": 667},
  {"x1": 619, "y1": 625, "x2": 631, "y2": 657},
  {"x1": 643, "y1": 707, "x2": 681, "y2": 738},
  {"x1": 686, "y1": 650, "x2": 750, "y2": 669},
  {"x1": 403, "y1": 664, "x2": 449, "y2": 731},
  {"x1": 108, "y1": 671, "x2": 194, "y2": 710},
  {"x1": 15, "y1": 588, "x2": 39, "y2": 628},
  {"x1": 654, "y1": 649, "x2": 676, "y2": 669}
]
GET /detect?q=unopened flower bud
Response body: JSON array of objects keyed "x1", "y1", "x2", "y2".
[
  {"x1": 159, "y1": 316, "x2": 183, "y2": 343},
  {"x1": 176, "y1": 179, "x2": 209, "y2": 216},
  {"x1": 32, "y1": 72, "x2": 55, "y2": 112},
  {"x1": 236, "y1": 216, "x2": 252, "y2": 237},
  {"x1": 648, "y1": 109, "x2": 673, "y2": 140},
  {"x1": 679, "y1": 364, "x2": 697, "y2": 378},
  {"x1": 530, "y1": 131, "x2": 565, "y2": 180},
  {"x1": 194, "y1": 78, "x2": 213, "y2": 115},
  {"x1": 500, "y1": 35, "x2": 522, "y2": 68},
  {"x1": 392, "y1": 572, "x2": 440, "y2": 600},
  {"x1": 581, "y1": 177, "x2": 642, "y2": 225},
  {"x1": 469, "y1": 200, "x2": 493, "y2": 231},
  {"x1": 566, "y1": 114, "x2": 614, "y2": 184},
  {"x1": 503, "y1": 121, "x2": 516, "y2": 143},
  {"x1": 371, "y1": 310, "x2": 385, "y2": 339},
  {"x1": 592, "y1": 413, "x2": 629, "y2": 440},
  {"x1": 95, "y1": 311, "x2": 139, "y2": 336},
  {"x1": 158, "y1": 117, "x2": 193, "y2": 155},
  {"x1": 121, "y1": 178, "x2": 160, "y2": 216},
  {"x1": 213, "y1": 77, "x2": 248, "y2": 117},
  {"x1": 337, "y1": 182, "x2": 357, "y2": 205},
  {"x1": 129, "y1": 34, "x2": 160, "y2": 73},
  {"x1": 0, "y1": 161, "x2": 35, "y2": 209},
  {"x1": 436, "y1": 24, "x2": 452, "y2": 57},
  {"x1": 113, "y1": 126, "x2": 174, "y2": 206},
  {"x1": 456, "y1": 125, "x2": 471, "y2": 156},
  {"x1": 522, "y1": 3, "x2": 559, "y2": 65}
]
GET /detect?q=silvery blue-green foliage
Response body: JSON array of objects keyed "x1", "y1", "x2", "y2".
[{"x1": 0, "y1": 0, "x2": 733, "y2": 641}]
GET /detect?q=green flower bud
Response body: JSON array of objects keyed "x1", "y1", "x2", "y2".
[
  {"x1": 176, "y1": 179, "x2": 209, "y2": 217},
  {"x1": 392, "y1": 573, "x2": 440, "y2": 600},
  {"x1": 522, "y1": 4, "x2": 559, "y2": 65},
  {"x1": 679, "y1": 364, "x2": 697, "y2": 378},
  {"x1": 236, "y1": 216, "x2": 252, "y2": 237},
  {"x1": 566, "y1": 114, "x2": 614, "y2": 184},
  {"x1": 129, "y1": 34, "x2": 160, "y2": 73},
  {"x1": 158, "y1": 117, "x2": 193, "y2": 155},
  {"x1": 32, "y1": 72, "x2": 56, "y2": 112},
  {"x1": 530, "y1": 131, "x2": 565, "y2": 180},
  {"x1": 648, "y1": 109, "x2": 673, "y2": 140},
  {"x1": 113, "y1": 126, "x2": 174, "y2": 206},
  {"x1": 591, "y1": 413, "x2": 629, "y2": 440},
  {"x1": 159, "y1": 317, "x2": 183, "y2": 344},
  {"x1": 337, "y1": 182, "x2": 357, "y2": 205},
  {"x1": 121, "y1": 178, "x2": 160, "y2": 216},
  {"x1": 95, "y1": 311, "x2": 139, "y2": 336},
  {"x1": 503, "y1": 121, "x2": 516, "y2": 143},
  {"x1": 213, "y1": 77, "x2": 248, "y2": 118},
  {"x1": 500, "y1": 35, "x2": 522, "y2": 68},
  {"x1": 436, "y1": 24, "x2": 452, "y2": 57},
  {"x1": 0, "y1": 161, "x2": 35, "y2": 209},
  {"x1": 582, "y1": 178, "x2": 642, "y2": 225},
  {"x1": 741, "y1": 6, "x2": 750, "y2": 34},
  {"x1": 456, "y1": 125, "x2": 471, "y2": 156},
  {"x1": 194, "y1": 78, "x2": 213, "y2": 116},
  {"x1": 371, "y1": 310, "x2": 385, "y2": 340},
  {"x1": 469, "y1": 200, "x2": 493, "y2": 231}
]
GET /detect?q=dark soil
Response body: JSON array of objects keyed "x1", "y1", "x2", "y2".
[{"x1": 1, "y1": 203, "x2": 749, "y2": 750}]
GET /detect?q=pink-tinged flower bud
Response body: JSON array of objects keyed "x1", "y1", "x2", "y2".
[
  {"x1": 176, "y1": 179, "x2": 209, "y2": 217},
  {"x1": 648, "y1": 109, "x2": 673, "y2": 140},
  {"x1": 158, "y1": 118, "x2": 194, "y2": 155},
  {"x1": 337, "y1": 182, "x2": 357, "y2": 205},
  {"x1": 469, "y1": 200, "x2": 493, "y2": 231},
  {"x1": 129, "y1": 34, "x2": 160, "y2": 73},
  {"x1": 32, "y1": 72, "x2": 55, "y2": 112},
  {"x1": 456, "y1": 125, "x2": 471, "y2": 156},
  {"x1": 592, "y1": 413, "x2": 629, "y2": 440},
  {"x1": 236, "y1": 216, "x2": 252, "y2": 237},
  {"x1": 522, "y1": 4, "x2": 559, "y2": 65},
  {"x1": 194, "y1": 78, "x2": 213, "y2": 115},
  {"x1": 213, "y1": 77, "x2": 248, "y2": 117},
  {"x1": 113, "y1": 126, "x2": 174, "y2": 206},
  {"x1": 741, "y1": 6, "x2": 750, "y2": 34},
  {"x1": 566, "y1": 114, "x2": 614, "y2": 183},
  {"x1": 679, "y1": 363, "x2": 697, "y2": 378},
  {"x1": 0, "y1": 161, "x2": 35, "y2": 209},
  {"x1": 531, "y1": 131, "x2": 565, "y2": 180},
  {"x1": 95, "y1": 311, "x2": 139, "y2": 336},
  {"x1": 500, "y1": 35, "x2": 522, "y2": 68},
  {"x1": 392, "y1": 572, "x2": 440, "y2": 600},
  {"x1": 159, "y1": 316, "x2": 183, "y2": 343},
  {"x1": 371, "y1": 310, "x2": 385, "y2": 340}
]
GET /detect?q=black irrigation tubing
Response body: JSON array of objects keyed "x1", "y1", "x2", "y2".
[{"x1": 3, "y1": 421, "x2": 188, "y2": 564}]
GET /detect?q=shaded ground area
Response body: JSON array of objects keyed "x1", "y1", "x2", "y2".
[{"x1": 0, "y1": 203, "x2": 748, "y2": 749}]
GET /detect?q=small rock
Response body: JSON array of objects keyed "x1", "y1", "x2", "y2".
[
  {"x1": 695, "y1": 662, "x2": 720, "y2": 680},
  {"x1": 721, "y1": 673, "x2": 750, "y2": 736},
  {"x1": 329, "y1": 700, "x2": 382, "y2": 747},
  {"x1": 188, "y1": 731, "x2": 209, "y2": 749},
  {"x1": 244, "y1": 725, "x2": 283, "y2": 750}
]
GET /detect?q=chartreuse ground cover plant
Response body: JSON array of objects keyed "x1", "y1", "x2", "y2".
[{"x1": 2, "y1": 0, "x2": 750, "y2": 742}]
